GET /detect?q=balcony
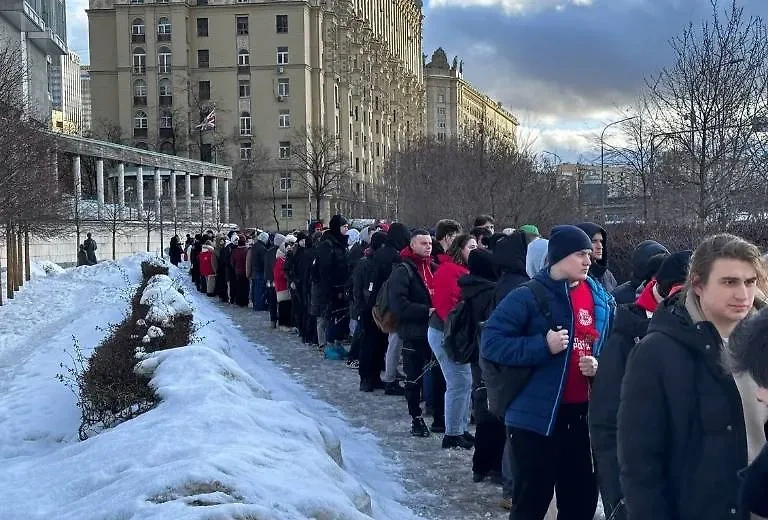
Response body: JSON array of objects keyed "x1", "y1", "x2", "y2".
[
  {"x1": 133, "y1": 96, "x2": 147, "y2": 106},
  {"x1": 133, "y1": 128, "x2": 148, "y2": 138},
  {"x1": 159, "y1": 95, "x2": 173, "y2": 106},
  {"x1": 131, "y1": 33, "x2": 145, "y2": 43}
]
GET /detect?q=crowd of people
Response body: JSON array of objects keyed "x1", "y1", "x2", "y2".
[{"x1": 176, "y1": 215, "x2": 768, "y2": 520}]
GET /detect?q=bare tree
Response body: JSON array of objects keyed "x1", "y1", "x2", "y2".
[
  {"x1": 230, "y1": 141, "x2": 271, "y2": 227},
  {"x1": 290, "y1": 126, "x2": 352, "y2": 223}
]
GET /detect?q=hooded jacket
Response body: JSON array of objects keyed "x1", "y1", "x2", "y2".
[
  {"x1": 494, "y1": 231, "x2": 530, "y2": 305},
  {"x1": 480, "y1": 269, "x2": 615, "y2": 435},
  {"x1": 198, "y1": 244, "x2": 215, "y2": 277},
  {"x1": 246, "y1": 240, "x2": 267, "y2": 280},
  {"x1": 525, "y1": 238, "x2": 549, "y2": 279},
  {"x1": 387, "y1": 246, "x2": 435, "y2": 343},
  {"x1": 430, "y1": 258, "x2": 469, "y2": 327},
  {"x1": 576, "y1": 222, "x2": 618, "y2": 292},
  {"x1": 618, "y1": 292, "x2": 750, "y2": 520},
  {"x1": 612, "y1": 240, "x2": 669, "y2": 305},
  {"x1": 311, "y1": 229, "x2": 349, "y2": 316},
  {"x1": 264, "y1": 234, "x2": 285, "y2": 286},
  {"x1": 368, "y1": 223, "x2": 411, "y2": 306}
]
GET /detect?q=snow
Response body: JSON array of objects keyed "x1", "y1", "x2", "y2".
[
  {"x1": 140, "y1": 274, "x2": 193, "y2": 325},
  {"x1": 0, "y1": 255, "x2": 418, "y2": 520}
]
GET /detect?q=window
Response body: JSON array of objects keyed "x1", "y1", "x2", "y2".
[
  {"x1": 157, "y1": 17, "x2": 171, "y2": 40},
  {"x1": 238, "y1": 49, "x2": 250, "y2": 66},
  {"x1": 438, "y1": 121, "x2": 446, "y2": 128},
  {"x1": 334, "y1": 85, "x2": 339, "y2": 107},
  {"x1": 198, "y1": 49, "x2": 209, "y2": 68},
  {"x1": 276, "y1": 14, "x2": 288, "y2": 33},
  {"x1": 354, "y1": 132, "x2": 359, "y2": 146},
  {"x1": 198, "y1": 80, "x2": 210, "y2": 101},
  {"x1": 280, "y1": 172, "x2": 291, "y2": 191},
  {"x1": 437, "y1": 94, "x2": 445, "y2": 104},
  {"x1": 354, "y1": 106, "x2": 358, "y2": 121},
  {"x1": 437, "y1": 132, "x2": 446, "y2": 141},
  {"x1": 375, "y1": 96, "x2": 379, "y2": 111},
  {"x1": 160, "y1": 110, "x2": 172, "y2": 128},
  {"x1": 277, "y1": 46, "x2": 288, "y2": 65},
  {"x1": 239, "y1": 112, "x2": 251, "y2": 136},
  {"x1": 239, "y1": 80, "x2": 250, "y2": 98},
  {"x1": 277, "y1": 78, "x2": 289, "y2": 97},
  {"x1": 280, "y1": 203, "x2": 293, "y2": 218},
  {"x1": 196, "y1": 18, "x2": 208, "y2": 37},
  {"x1": 279, "y1": 141, "x2": 290, "y2": 159},
  {"x1": 355, "y1": 157, "x2": 360, "y2": 173},
  {"x1": 375, "y1": 119, "x2": 380, "y2": 134},
  {"x1": 132, "y1": 48, "x2": 146, "y2": 74},
  {"x1": 129, "y1": 0, "x2": 144, "y2": 4},
  {"x1": 335, "y1": 115, "x2": 339, "y2": 137},
  {"x1": 240, "y1": 142, "x2": 252, "y2": 160},
  {"x1": 236, "y1": 16, "x2": 249, "y2": 35},
  {"x1": 133, "y1": 79, "x2": 147, "y2": 97},
  {"x1": 376, "y1": 143, "x2": 380, "y2": 157},
  {"x1": 279, "y1": 109, "x2": 290, "y2": 128},
  {"x1": 159, "y1": 78, "x2": 172, "y2": 96},
  {"x1": 157, "y1": 46, "x2": 172, "y2": 74},
  {"x1": 134, "y1": 111, "x2": 148, "y2": 128},
  {"x1": 437, "y1": 107, "x2": 446, "y2": 115},
  {"x1": 131, "y1": 18, "x2": 145, "y2": 42}
]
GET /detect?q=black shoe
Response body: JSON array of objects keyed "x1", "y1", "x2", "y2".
[
  {"x1": 372, "y1": 379, "x2": 385, "y2": 390},
  {"x1": 384, "y1": 382, "x2": 405, "y2": 396},
  {"x1": 411, "y1": 417, "x2": 430, "y2": 437},
  {"x1": 430, "y1": 422, "x2": 446, "y2": 434},
  {"x1": 462, "y1": 431, "x2": 475, "y2": 443},
  {"x1": 472, "y1": 472, "x2": 486, "y2": 483},
  {"x1": 442, "y1": 434, "x2": 474, "y2": 450},
  {"x1": 359, "y1": 379, "x2": 374, "y2": 392}
]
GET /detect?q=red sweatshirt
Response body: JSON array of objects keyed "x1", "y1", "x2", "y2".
[
  {"x1": 400, "y1": 246, "x2": 435, "y2": 299},
  {"x1": 562, "y1": 280, "x2": 598, "y2": 404},
  {"x1": 432, "y1": 259, "x2": 469, "y2": 321}
]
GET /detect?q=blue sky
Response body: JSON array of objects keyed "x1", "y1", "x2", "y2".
[{"x1": 65, "y1": 0, "x2": 768, "y2": 161}]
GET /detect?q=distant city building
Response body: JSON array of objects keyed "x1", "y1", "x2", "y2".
[
  {"x1": 50, "y1": 51, "x2": 83, "y2": 131},
  {"x1": 424, "y1": 47, "x2": 518, "y2": 146},
  {"x1": 0, "y1": 0, "x2": 68, "y2": 121},
  {"x1": 80, "y1": 64, "x2": 91, "y2": 131}
]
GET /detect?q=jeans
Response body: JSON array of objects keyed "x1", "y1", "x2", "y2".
[
  {"x1": 383, "y1": 332, "x2": 403, "y2": 383},
  {"x1": 250, "y1": 275, "x2": 266, "y2": 311},
  {"x1": 427, "y1": 327, "x2": 472, "y2": 436}
]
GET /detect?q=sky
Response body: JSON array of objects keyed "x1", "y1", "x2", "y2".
[{"x1": 65, "y1": 0, "x2": 768, "y2": 162}]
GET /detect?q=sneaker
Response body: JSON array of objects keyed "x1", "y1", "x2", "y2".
[
  {"x1": 278, "y1": 326, "x2": 292, "y2": 333},
  {"x1": 499, "y1": 497, "x2": 514, "y2": 510},
  {"x1": 411, "y1": 417, "x2": 430, "y2": 437},
  {"x1": 345, "y1": 359, "x2": 360, "y2": 369},
  {"x1": 359, "y1": 379, "x2": 374, "y2": 392},
  {"x1": 442, "y1": 434, "x2": 474, "y2": 450},
  {"x1": 462, "y1": 431, "x2": 475, "y2": 443},
  {"x1": 384, "y1": 382, "x2": 405, "y2": 396},
  {"x1": 430, "y1": 422, "x2": 446, "y2": 434}
]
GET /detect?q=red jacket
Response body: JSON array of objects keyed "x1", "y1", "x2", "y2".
[
  {"x1": 273, "y1": 256, "x2": 291, "y2": 301},
  {"x1": 199, "y1": 246, "x2": 215, "y2": 277},
  {"x1": 231, "y1": 246, "x2": 248, "y2": 277},
  {"x1": 432, "y1": 259, "x2": 469, "y2": 321}
]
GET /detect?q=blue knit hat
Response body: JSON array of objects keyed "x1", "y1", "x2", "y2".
[{"x1": 547, "y1": 225, "x2": 593, "y2": 266}]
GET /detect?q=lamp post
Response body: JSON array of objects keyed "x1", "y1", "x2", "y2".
[
  {"x1": 601, "y1": 116, "x2": 639, "y2": 223},
  {"x1": 542, "y1": 150, "x2": 561, "y2": 167}
]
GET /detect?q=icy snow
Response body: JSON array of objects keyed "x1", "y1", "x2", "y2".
[
  {"x1": 0, "y1": 255, "x2": 419, "y2": 520},
  {"x1": 140, "y1": 273, "x2": 193, "y2": 325}
]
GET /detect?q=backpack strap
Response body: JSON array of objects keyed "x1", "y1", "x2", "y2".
[{"x1": 523, "y1": 279, "x2": 556, "y2": 331}]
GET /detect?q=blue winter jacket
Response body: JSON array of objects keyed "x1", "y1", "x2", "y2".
[{"x1": 480, "y1": 268, "x2": 615, "y2": 436}]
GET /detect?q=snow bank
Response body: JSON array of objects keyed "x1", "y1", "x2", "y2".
[
  {"x1": 0, "y1": 254, "x2": 416, "y2": 519},
  {"x1": 140, "y1": 274, "x2": 192, "y2": 325}
]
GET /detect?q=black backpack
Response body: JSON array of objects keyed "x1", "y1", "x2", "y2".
[
  {"x1": 479, "y1": 279, "x2": 556, "y2": 420},
  {"x1": 443, "y1": 299, "x2": 477, "y2": 364}
]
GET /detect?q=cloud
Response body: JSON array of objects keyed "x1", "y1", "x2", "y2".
[
  {"x1": 66, "y1": 0, "x2": 90, "y2": 61},
  {"x1": 429, "y1": 0, "x2": 593, "y2": 15}
]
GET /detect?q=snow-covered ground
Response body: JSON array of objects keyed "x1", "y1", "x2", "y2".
[{"x1": 0, "y1": 256, "x2": 418, "y2": 519}]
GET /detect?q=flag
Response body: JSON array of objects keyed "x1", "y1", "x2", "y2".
[{"x1": 195, "y1": 108, "x2": 216, "y2": 130}]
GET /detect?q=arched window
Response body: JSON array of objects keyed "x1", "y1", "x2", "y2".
[
  {"x1": 158, "y1": 78, "x2": 172, "y2": 96},
  {"x1": 238, "y1": 49, "x2": 250, "y2": 66},
  {"x1": 239, "y1": 111, "x2": 251, "y2": 136},
  {"x1": 160, "y1": 110, "x2": 172, "y2": 128},
  {"x1": 134, "y1": 111, "x2": 148, "y2": 129},
  {"x1": 157, "y1": 17, "x2": 171, "y2": 39},
  {"x1": 157, "y1": 46, "x2": 172, "y2": 74},
  {"x1": 132, "y1": 47, "x2": 146, "y2": 74},
  {"x1": 133, "y1": 79, "x2": 147, "y2": 98},
  {"x1": 131, "y1": 18, "x2": 145, "y2": 36}
]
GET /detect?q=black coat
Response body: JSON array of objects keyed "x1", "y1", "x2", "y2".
[
  {"x1": 576, "y1": 222, "x2": 618, "y2": 292},
  {"x1": 589, "y1": 303, "x2": 650, "y2": 520},
  {"x1": 248, "y1": 241, "x2": 267, "y2": 279},
  {"x1": 742, "y1": 443, "x2": 768, "y2": 517},
  {"x1": 493, "y1": 231, "x2": 530, "y2": 306},
  {"x1": 387, "y1": 256, "x2": 434, "y2": 343},
  {"x1": 612, "y1": 241, "x2": 669, "y2": 305},
  {"x1": 350, "y1": 255, "x2": 370, "y2": 320},
  {"x1": 169, "y1": 239, "x2": 183, "y2": 265},
  {"x1": 618, "y1": 293, "x2": 750, "y2": 520},
  {"x1": 311, "y1": 231, "x2": 349, "y2": 316}
]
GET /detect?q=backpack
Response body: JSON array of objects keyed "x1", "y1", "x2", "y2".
[
  {"x1": 479, "y1": 279, "x2": 556, "y2": 420},
  {"x1": 443, "y1": 299, "x2": 477, "y2": 364},
  {"x1": 372, "y1": 262, "x2": 413, "y2": 334}
]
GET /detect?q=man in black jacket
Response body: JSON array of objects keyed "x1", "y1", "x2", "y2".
[
  {"x1": 247, "y1": 231, "x2": 269, "y2": 311},
  {"x1": 576, "y1": 222, "x2": 617, "y2": 292},
  {"x1": 312, "y1": 215, "x2": 350, "y2": 358},
  {"x1": 619, "y1": 234, "x2": 766, "y2": 520},
  {"x1": 612, "y1": 240, "x2": 669, "y2": 305},
  {"x1": 388, "y1": 229, "x2": 436, "y2": 437},
  {"x1": 356, "y1": 231, "x2": 389, "y2": 392}
]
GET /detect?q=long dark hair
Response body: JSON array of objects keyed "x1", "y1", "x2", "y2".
[{"x1": 447, "y1": 233, "x2": 473, "y2": 266}]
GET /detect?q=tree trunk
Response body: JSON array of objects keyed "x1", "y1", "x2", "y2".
[
  {"x1": 0, "y1": 253, "x2": 3, "y2": 306},
  {"x1": 17, "y1": 228, "x2": 24, "y2": 287},
  {"x1": 112, "y1": 227, "x2": 117, "y2": 260},
  {"x1": 315, "y1": 195, "x2": 321, "y2": 223},
  {"x1": 24, "y1": 226, "x2": 30, "y2": 282},
  {"x1": 7, "y1": 225, "x2": 14, "y2": 299}
]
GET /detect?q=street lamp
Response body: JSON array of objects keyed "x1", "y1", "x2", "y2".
[
  {"x1": 601, "y1": 115, "x2": 639, "y2": 223},
  {"x1": 542, "y1": 150, "x2": 561, "y2": 167}
]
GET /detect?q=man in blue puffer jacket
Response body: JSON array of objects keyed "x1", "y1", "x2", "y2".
[{"x1": 481, "y1": 225, "x2": 615, "y2": 520}]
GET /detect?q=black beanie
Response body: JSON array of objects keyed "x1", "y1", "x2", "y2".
[
  {"x1": 468, "y1": 249, "x2": 498, "y2": 281},
  {"x1": 329, "y1": 214, "x2": 348, "y2": 232},
  {"x1": 655, "y1": 250, "x2": 693, "y2": 298},
  {"x1": 370, "y1": 231, "x2": 387, "y2": 251},
  {"x1": 547, "y1": 225, "x2": 593, "y2": 266}
]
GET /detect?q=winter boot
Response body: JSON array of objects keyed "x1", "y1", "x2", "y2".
[
  {"x1": 411, "y1": 417, "x2": 430, "y2": 437},
  {"x1": 384, "y1": 381, "x2": 405, "y2": 396},
  {"x1": 442, "y1": 434, "x2": 474, "y2": 450},
  {"x1": 359, "y1": 379, "x2": 374, "y2": 392}
]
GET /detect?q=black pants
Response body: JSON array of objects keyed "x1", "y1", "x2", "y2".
[
  {"x1": 234, "y1": 275, "x2": 249, "y2": 306},
  {"x1": 277, "y1": 300, "x2": 292, "y2": 327},
  {"x1": 403, "y1": 339, "x2": 430, "y2": 418},
  {"x1": 473, "y1": 419, "x2": 506, "y2": 475},
  {"x1": 267, "y1": 286, "x2": 278, "y2": 325},
  {"x1": 508, "y1": 403, "x2": 598, "y2": 520},
  {"x1": 358, "y1": 313, "x2": 387, "y2": 383}
]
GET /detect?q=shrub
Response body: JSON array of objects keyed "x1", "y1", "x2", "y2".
[{"x1": 141, "y1": 257, "x2": 169, "y2": 279}]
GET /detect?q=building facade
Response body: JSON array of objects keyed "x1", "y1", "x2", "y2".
[
  {"x1": 80, "y1": 64, "x2": 92, "y2": 131},
  {"x1": 424, "y1": 47, "x2": 517, "y2": 145},
  {"x1": 50, "y1": 50, "x2": 84, "y2": 131},
  {"x1": 88, "y1": 0, "x2": 424, "y2": 230},
  {"x1": 0, "y1": 0, "x2": 68, "y2": 122}
]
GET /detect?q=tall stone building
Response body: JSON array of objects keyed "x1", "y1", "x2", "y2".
[
  {"x1": 80, "y1": 64, "x2": 92, "y2": 131},
  {"x1": 87, "y1": 0, "x2": 424, "y2": 229},
  {"x1": 0, "y1": 0, "x2": 68, "y2": 122},
  {"x1": 424, "y1": 47, "x2": 517, "y2": 146},
  {"x1": 50, "y1": 50, "x2": 84, "y2": 131}
]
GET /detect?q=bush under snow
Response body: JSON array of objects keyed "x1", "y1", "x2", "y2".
[{"x1": 141, "y1": 274, "x2": 192, "y2": 326}]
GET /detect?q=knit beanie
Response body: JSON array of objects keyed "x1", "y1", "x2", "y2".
[
  {"x1": 547, "y1": 225, "x2": 593, "y2": 266},
  {"x1": 257, "y1": 231, "x2": 269, "y2": 244},
  {"x1": 273, "y1": 233, "x2": 286, "y2": 248},
  {"x1": 520, "y1": 224, "x2": 540, "y2": 236},
  {"x1": 329, "y1": 214, "x2": 348, "y2": 232},
  {"x1": 370, "y1": 231, "x2": 388, "y2": 251},
  {"x1": 468, "y1": 248, "x2": 498, "y2": 281},
  {"x1": 655, "y1": 250, "x2": 693, "y2": 298}
]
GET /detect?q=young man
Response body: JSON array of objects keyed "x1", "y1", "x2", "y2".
[
  {"x1": 481, "y1": 225, "x2": 615, "y2": 520},
  {"x1": 474, "y1": 215, "x2": 495, "y2": 234},
  {"x1": 388, "y1": 229, "x2": 437, "y2": 437},
  {"x1": 576, "y1": 222, "x2": 617, "y2": 292},
  {"x1": 619, "y1": 234, "x2": 767, "y2": 520},
  {"x1": 434, "y1": 219, "x2": 462, "y2": 263}
]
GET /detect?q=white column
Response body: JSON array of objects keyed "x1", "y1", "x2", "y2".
[
  {"x1": 185, "y1": 172, "x2": 192, "y2": 220},
  {"x1": 96, "y1": 158, "x2": 104, "y2": 219},
  {"x1": 136, "y1": 165, "x2": 144, "y2": 216},
  {"x1": 117, "y1": 162, "x2": 125, "y2": 219},
  {"x1": 73, "y1": 155, "x2": 81, "y2": 202},
  {"x1": 223, "y1": 179, "x2": 230, "y2": 224},
  {"x1": 198, "y1": 175, "x2": 205, "y2": 225},
  {"x1": 154, "y1": 168, "x2": 162, "y2": 217},
  {"x1": 169, "y1": 170, "x2": 177, "y2": 222},
  {"x1": 211, "y1": 178, "x2": 219, "y2": 224}
]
